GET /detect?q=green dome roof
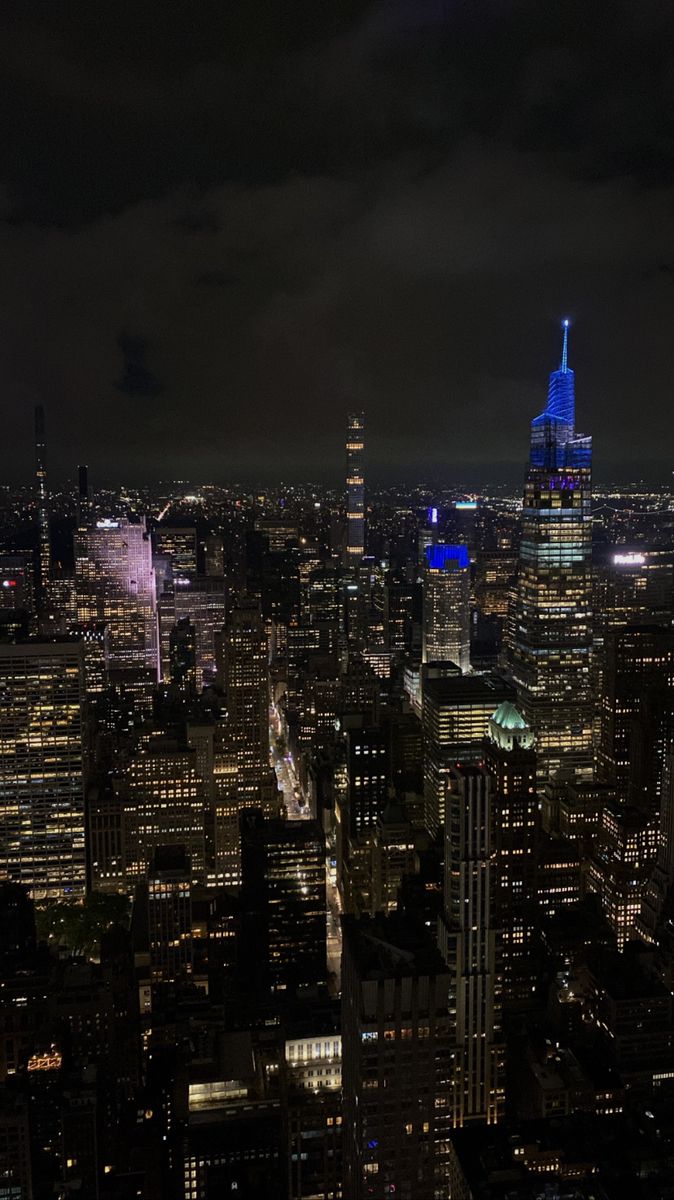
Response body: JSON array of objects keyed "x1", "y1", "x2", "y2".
[{"x1": 490, "y1": 701, "x2": 528, "y2": 731}]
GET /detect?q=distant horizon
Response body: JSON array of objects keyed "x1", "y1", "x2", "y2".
[{"x1": 4, "y1": 458, "x2": 671, "y2": 496}]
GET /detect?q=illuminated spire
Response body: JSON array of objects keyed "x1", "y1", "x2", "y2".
[{"x1": 561, "y1": 319, "x2": 570, "y2": 373}]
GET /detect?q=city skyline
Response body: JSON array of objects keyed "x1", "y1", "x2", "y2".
[{"x1": 1, "y1": 8, "x2": 674, "y2": 1199}]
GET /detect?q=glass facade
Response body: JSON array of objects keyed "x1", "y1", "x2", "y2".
[
  {"x1": 0, "y1": 642, "x2": 86, "y2": 898},
  {"x1": 422, "y1": 543, "x2": 471, "y2": 671},
  {"x1": 513, "y1": 324, "x2": 594, "y2": 782}
]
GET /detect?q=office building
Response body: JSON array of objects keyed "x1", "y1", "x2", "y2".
[
  {"x1": 598, "y1": 624, "x2": 674, "y2": 804},
  {"x1": 169, "y1": 616, "x2": 197, "y2": 695},
  {"x1": 484, "y1": 701, "x2": 539, "y2": 1009},
  {"x1": 34, "y1": 405, "x2": 51, "y2": 617},
  {"x1": 123, "y1": 740, "x2": 208, "y2": 883},
  {"x1": 147, "y1": 845, "x2": 194, "y2": 983},
  {"x1": 220, "y1": 600, "x2": 273, "y2": 809},
  {"x1": 154, "y1": 525, "x2": 198, "y2": 575},
  {"x1": 639, "y1": 751, "x2": 674, "y2": 946},
  {"x1": 159, "y1": 573, "x2": 226, "y2": 687},
  {"x1": 383, "y1": 568, "x2": 417, "y2": 655},
  {"x1": 240, "y1": 813, "x2": 326, "y2": 995},
  {"x1": 345, "y1": 411, "x2": 365, "y2": 562},
  {"x1": 74, "y1": 517, "x2": 158, "y2": 675},
  {"x1": 77, "y1": 463, "x2": 91, "y2": 528},
  {"x1": 0, "y1": 642, "x2": 86, "y2": 898},
  {"x1": 439, "y1": 766, "x2": 503, "y2": 1126},
  {"x1": 422, "y1": 672, "x2": 514, "y2": 835},
  {"x1": 344, "y1": 726, "x2": 389, "y2": 837},
  {"x1": 369, "y1": 796, "x2": 417, "y2": 915},
  {"x1": 422, "y1": 543, "x2": 471, "y2": 671},
  {"x1": 0, "y1": 554, "x2": 36, "y2": 635},
  {"x1": 341, "y1": 912, "x2": 453, "y2": 1198},
  {"x1": 587, "y1": 801, "x2": 656, "y2": 950},
  {"x1": 513, "y1": 322, "x2": 594, "y2": 782}
]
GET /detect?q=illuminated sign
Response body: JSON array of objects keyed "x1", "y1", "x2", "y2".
[
  {"x1": 27, "y1": 1048, "x2": 62, "y2": 1072},
  {"x1": 613, "y1": 553, "x2": 646, "y2": 566},
  {"x1": 96, "y1": 519, "x2": 120, "y2": 529},
  {"x1": 1, "y1": 579, "x2": 17, "y2": 588},
  {"x1": 455, "y1": 501, "x2": 477, "y2": 510},
  {"x1": 428, "y1": 506, "x2": 438, "y2": 525}
]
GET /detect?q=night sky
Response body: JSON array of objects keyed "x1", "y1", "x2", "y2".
[{"x1": 3, "y1": 1, "x2": 673, "y2": 484}]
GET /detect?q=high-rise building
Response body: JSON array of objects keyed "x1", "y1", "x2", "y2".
[
  {"x1": 158, "y1": 573, "x2": 226, "y2": 687},
  {"x1": 74, "y1": 518, "x2": 158, "y2": 675},
  {"x1": 220, "y1": 600, "x2": 272, "y2": 809},
  {"x1": 169, "y1": 616, "x2": 197, "y2": 695},
  {"x1": 588, "y1": 801, "x2": 656, "y2": 950},
  {"x1": 383, "y1": 568, "x2": 417, "y2": 655},
  {"x1": 0, "y1": 642, "x2": 86, "y2": 898},
  {"x1": 123, "y1": 740, "x2": 208, "y2": 883},
  {"x1": 422, "y1": 671, "x2": 514, "y2": 836},
  {"x1": 0, "y1": 554, "x2": 36, "y2": 636},
  {"x1": 484, "y1": 702, "x2": 539, "y2": 1009},
  {"x1": 240, "y1": 813, "x2": 326, "y2": 995},
  {"x1": 513, "y1": 322, "x2": 594, "y2": 782},
  {"x1": 77, "y1": 464, "x2": 91, "y2": 528},
  {"x1": 639, "y1": 750, "x2": 674, "y2": 947},
  {"x1": 422, "y1": 543, "x2": 471, "y2": 670},
  {"x1": 34, "y1": 405, "x2": 51, "y2": 617},
  {"x1": 439, "y1": 765, "x2": 503, "y2": 1126},
  {"x1": 345, "y1": 726, "x2": 389, "y2": 837},
  {"x1": 153, "y1": 526, "x2": 199, "y2": 576},
  {"x1": 598, "y1": 625, "x2": 674, "y2": 804},
  {"x1": 147, "y1": 844, "x2": 194, "y2": 983},
  {"x1": 341, "y1": 912, "x2": 453, "y2": 1198},
  {"x1": 345, "y1": 412, "x2": 365, "y2": 562}
]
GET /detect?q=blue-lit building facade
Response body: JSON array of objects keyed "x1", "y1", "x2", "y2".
[
  {"x1": 422, "y1": 543, "x2": 471, "y2": 672},
  {"x1": 513, "y1": 322, "x2": 594, "y2": 782}
]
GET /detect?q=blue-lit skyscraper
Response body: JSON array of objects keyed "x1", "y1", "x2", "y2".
[
  {"x1": 513, "y1": 322, "x2": 594, "y2": 782},
  {"x1": 422, "y1": 543, "x2": 471, "y2": 672}
]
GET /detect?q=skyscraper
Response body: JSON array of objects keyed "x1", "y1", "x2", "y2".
[
  {"x1": 240, "y1": 813, "x2": 326, "y2": 995},
  {"x1": 74, "y1": 517, "x2": 158, "y2": 675},
  {"x1": 34, "y1": 406, "x2": 51, "y2": 617},
  {"x1": 147, "y1": 844, "x2": 194, "y2": 983},
  {"x1": 77, "y1": 464, "x2": 90, "y2": 528},
  {"x1": 341, "y1": 912, "x2": 453, "y2": 1198},
  {"x1": 598, "y1": 625, "x2": 674, "y2": 805},
  {"x1": 0, "y1": 642, "x2": 86, "y2": 898},
  {"x1": 484, "y1": 701, "x2": 539, "y2": 1010},
  {"x1": 513, "y1": 322, "x2": 593, "y2": 782},
  {"x1": 422, "y1": 543, "x2": 471, "y2": 670},
  {"x1": 219, "y1": 599, "x2": 275, "y2": 808},
  {"x1": 439, "y1": 765, "x2": 503, "y2": 1125},
  {"x1": 345, "y1": 412, "x2": 365, "y2": 562},
  {"x1": 158, "y1": 573, "x2": 226, "y2": 687},
  {"x1": 422, "y1": 671, "x2": 515, "y2": 836}
]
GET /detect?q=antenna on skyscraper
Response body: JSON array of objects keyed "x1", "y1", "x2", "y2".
[{"x1": 561, "y1": 319, "x2": 570, "y2": 372}]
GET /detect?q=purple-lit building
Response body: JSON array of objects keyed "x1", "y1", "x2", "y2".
[{"x1": 74, "y1": 517, "x2": 158, "y2": 675}]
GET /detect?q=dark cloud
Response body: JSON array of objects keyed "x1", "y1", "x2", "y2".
[
  {"x1": 0, "y1": 1, "x2": 673, "y2": 482},
  {"x1": 115, "y1": 334, "x2": 164, "y2": 398}
]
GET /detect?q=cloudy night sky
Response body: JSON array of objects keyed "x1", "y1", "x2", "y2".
[{"x1": 2, "y1": 0, "x2": 673, "y2": 484}]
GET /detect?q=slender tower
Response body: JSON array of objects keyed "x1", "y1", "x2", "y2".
[
  {"x1": 34, "y1": 405, "x2": 51, "y2": 612},
  {"x1": 77, "y1": 464, "x2": 90, "y2": 528},
  {"x1": 513, "y1": 322, "x2": 593, "y2": 783},
  {"x1": 345, "y1": 412, "x2": 365, "y2": 561}
]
